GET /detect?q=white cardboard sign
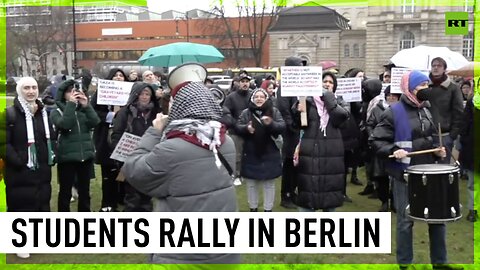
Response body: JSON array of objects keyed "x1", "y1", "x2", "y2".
[
  {"x1": 97, "y1": 79, "x2": 134, "y2": 106},
  {"x1": 390, "y1": 68, "x2": 412, "y2": 94},
  {"x1": 335, "y1": 78, "x2": 362, "y2": 102},
  {"x1": 110, "y1": 132, "x2": 141, "y2": 162},
  {"x1": 280, "y1": 66, "x2": 323, "y2": 97}
]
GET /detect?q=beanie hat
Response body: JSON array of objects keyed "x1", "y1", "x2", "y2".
[
  {"x1": 284, "y1": 56, "x2": 304, "y2": 66},
  {"x1": 408, "y1": 70, "x2": 429, "y2": 92}
]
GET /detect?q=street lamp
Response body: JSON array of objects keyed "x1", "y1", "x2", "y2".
[{"x1": 72, "y1": 0, "x2": 78, "y2": 77}]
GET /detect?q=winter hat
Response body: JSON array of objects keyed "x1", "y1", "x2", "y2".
[
  {"x1": 408, "y1": 71, "x2": 429, "y2": 92},
  {"x1": 284, "y1": 56, "x2": 304, "y2": 66}
]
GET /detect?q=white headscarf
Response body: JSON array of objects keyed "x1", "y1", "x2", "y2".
[{"x1": 16, "y1": 77, "x2": 54, "y2": 169}]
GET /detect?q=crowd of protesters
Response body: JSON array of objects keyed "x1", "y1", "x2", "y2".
[{"x1": 1, "y1": 55, "x2": 476, "y2": 266}]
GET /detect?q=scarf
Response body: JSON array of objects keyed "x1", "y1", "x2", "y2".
[
  {"x1": 400, "y1": 72, "x2": 423, "y2": 108},
  {"x1": 17, "y1": 97, "x2": 55, "y2": 170},
  {"x1": 163, "y1": 119, "x2": 226, "y2": 169},
  {"x1": 429, "y1": 73, "x2": 448, "y2": 86},
  {"x1": 313, "y1": 96, "x2": 329, "y2": 136}
]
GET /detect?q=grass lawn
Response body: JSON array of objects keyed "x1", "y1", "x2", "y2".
[
  {"x1": 4, "y1": 166, "x2": 475, "y2": 265},
  {"x1": 2, "y1": 96, "x2": 475, "y2": 266}
]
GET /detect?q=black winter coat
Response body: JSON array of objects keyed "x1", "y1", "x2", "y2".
[
  {"x1": 91, "y1": 91, "x2": 115, "y2": 165},
  {"x1": 222, "y1": 89, "x2": 253, "y2": 134},
  {"x1": 276, "y1": 85, "x2": 300, "y2": 158},
  {"x1": 292, "y1": 92, "x2": 349, "y2": 210},
  {"x1": 5, "y1": 99, "x2": 55, "y2": 211},
  {"x1": 366, "y1": 101, "x2": 388, "y2": 177},
  {"x1": 370, "y1": 95, "x2": 436, "y2": 181},
  {"x1": 459, "y1": 99, "x2": 474, "y2": 170},
  {"x1": 236, "y1": 105, "x2": 285, "y2": 180}
]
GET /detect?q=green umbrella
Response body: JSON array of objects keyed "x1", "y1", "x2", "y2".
[{"x1": 138, "y1": 42, "x2": 225, "y2": 67}]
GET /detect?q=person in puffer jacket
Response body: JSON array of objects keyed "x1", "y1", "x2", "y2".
[
  {"x1": 50, "y1": 79, "x2": 100, "y2": 212},
  {"x1": 123, "y1": 63, "x2": 240, "y2": 264}
]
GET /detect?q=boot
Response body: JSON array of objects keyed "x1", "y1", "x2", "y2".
[
  {"x1": 368, "y1": 190, "x2": 379, "y2": 199},
  {"x1": 466, "y1": 210, "x2": 477, "y2": 222},
  {"x1": 280, "y1": 199, "x2": 296, "y2": 209},
  {"x1": 378, "y1": 202, "x2": 389, "y2": 212},
  {"x1": 350, "y1": 177, "x2": 363, "y2": 186},
  {"x1": 250, "y1": 208, "x2": 258, "y2": 212},
  {"x1": 358, "y1": 184, "x2": 374, "y2": 195}
]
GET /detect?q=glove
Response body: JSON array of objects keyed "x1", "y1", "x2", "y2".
[{"x1": 321, "y1": 89, "x2": 337, "y2": 111}]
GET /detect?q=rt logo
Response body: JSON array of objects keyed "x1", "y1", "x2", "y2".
[{"x1": 445, "y1": 12, "x2": 469, "y2": 35}]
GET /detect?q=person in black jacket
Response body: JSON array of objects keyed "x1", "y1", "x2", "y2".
[
  {"x1": 222, "y1": 73, "x2": 254, "y2": 185},
  {"x1": 292, "y1": 85, "x2": 350, "y2": 211},
  {"x1": 276, "y1": 56, "x2": 304, "y2": 209},
  {"x1": 91, "y1": 68, "x2": 129, "y2": 212},
  {"x1": 370, "y1": 71, "x2": 447, "y2": 267},
  {"x1": 111, "y1": 82, "x2": 161, "y2": 212},
  {"x1": 236, "y1": 89, "x2": 285, "y2": 211}
]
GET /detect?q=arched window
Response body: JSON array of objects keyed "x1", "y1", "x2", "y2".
[
  {"x1": 400, "y1": 31, "x2": 415, "y2": 50},
  {"x1": 353, "y1": 44, "x2": 359, "y2": 57},
  {"x1": 344, "y1": 44, "x2": 350, "y2": 57}
]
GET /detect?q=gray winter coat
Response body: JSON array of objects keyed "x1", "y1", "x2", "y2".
[{"x1": 123, "y1": 126, "x2": 240, "y2": 264}]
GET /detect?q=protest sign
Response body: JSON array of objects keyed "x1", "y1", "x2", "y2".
[
  {"x1": 391, "y1": 68, "x2": 412, "y2": 94},
  {"x1": 336, "y1": 78, "x2": 362, "y2": 102},
  {"x1": 97, "y1": 79, "x2": 134, "y2": 106},
  {"x1": 280, "y1": 66, "x2": 323, "y2": 97},
  {"x1": 110, "y1": 132, "x2": 141, "y2": 162}
]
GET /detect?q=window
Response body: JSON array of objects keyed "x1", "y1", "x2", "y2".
[
  {"x1": 344, "y1": 44, "x2": 350, "y2": 57},
  {"x1": 463, "y1": 32, "x2": 473, "y2": 58},
  {"x1": 353, "y1": 44, "x2": 359, "y2": 57},
  {"x1": 465, "y1": 0, "x2": 474, "y2": 12},
  {"x1": 400, "y1": 31, "x2": 415, "y2": 50},
  {"x1": 278, "y1": 38, "x2": 288, "y2": 50},
  {"x1": 52, "y1": 57, "x2": 57, "y2": 66},
  {"x1": 52, "y1": 69, "x2": 57, "y2": 75},
  {"x1": 402, "y1": 0, "x2": 415, "y2": 13},
  {"x1": 318, "y1": 37, "x2": 330, "y2": 49},
  {"x1": 361, "y1": 43, "x2": 366, "y2": 57}
]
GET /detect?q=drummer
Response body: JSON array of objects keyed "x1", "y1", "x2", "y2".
[{"x1": 369, "y1": 70, "x2": 448, "y2": 269}]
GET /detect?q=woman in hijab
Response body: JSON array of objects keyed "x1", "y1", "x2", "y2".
[
  {"x1": 236, "y1": 88, "x2": 285, "y2": 212},
  {"x1": 370, "y1": 71, "x2": 447, "y2": 267},
  {"x1": 91, "y1": 68, "x2": 129, "y2": 212},
  {"x1": 123, "y1": 63, "x2": 239, "y2": 264},
  {"x1": 4, "y1": 77, "x2": 56, "y2": 259},
  {"x1": 292, "y1": 72, "x2": 350, "y2": 212}
]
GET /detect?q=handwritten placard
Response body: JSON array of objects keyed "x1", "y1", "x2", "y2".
[
  {"x1": 391, "y1": 68, "x2": 412, "y2": 94},
  {"x1": 97, "y1": 79, "x2": 134, "y2": 106},
  {"x1": 110, "y1": 132, "x2": 141, "y2": 162},
  {"x1": 335, "y1": 78, "x2": 362, "y2": 102},
  {"x1": 280, "y1": 66, "x2": 323, "y2": 97}
]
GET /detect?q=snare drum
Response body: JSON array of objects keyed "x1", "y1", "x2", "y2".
[{"x1": 404, "y1": 164, "x2": 462, "y2": 223}]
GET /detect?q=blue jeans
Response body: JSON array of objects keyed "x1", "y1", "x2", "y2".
[
  {"x1": 393, "y1": 178, "x2": 447, "y2": 264},
  {"x1": 432, "y1": 134, "x2": 453, "y2": 164}
]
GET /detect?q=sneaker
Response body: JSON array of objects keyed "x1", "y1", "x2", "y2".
[
  {"x1": 350, "y1": 177, "x2": 363, "y2": 186},
  {"x1": 100, "y1": 207, "x2": 113, "y2": 212},
  {"x1": 466, "y1": 210, "x2": 478, "y2": 222},
  {"x1": 233, "y1": 177, "x2": 242, "y2": 186},
  {"x1": 280, "y1": 199, "x2": 296, "y2": 209},
  {"x1": 16, "y1": 253, "x2": 30, "y2": 259},
  {"x1": 358, "y1": 184, "x2": 374, "y2": 195}
]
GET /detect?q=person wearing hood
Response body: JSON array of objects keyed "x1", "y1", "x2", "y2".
[
  {"x1": 50, "y1": 79, "x2": 100, "y2": 212},
  {"x1": 357, "y1": 78, "x2": 383, "y2": 198},
  {"x1": 366, "y1": 85, "x2": 400, "y2": 212},
  {"x1": 41, "y1": 74, "x2": 67, "y2": 113},
  {"x1": 91, "y1": 68, "x2": 129, "y2": 212},
  {"x1": 5, "y1": 77, "x2": 56, "y2": 259},
  {"x1": 236, "y1": 88, "x2": 285, "y2": 212},
  {"x1": 370, "y1": 71, "x2": 448, "y2": 268},
  {"x1": 123, "y1": 63, "x2": 239, "y2": 264},
  {"x1": 110, "y1": 82, "x2": 160, "y2": 212},
  {"x1": 291, "y1": 72, "x2": 350, "y2": 212}
]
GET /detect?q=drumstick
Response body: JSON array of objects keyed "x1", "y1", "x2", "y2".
[
  {"x1": 388, "y1": 148, "x2": 441, "y2": 158},
  {"x1": 438, "y1": 123, "x2": 444, "y2": 160}
]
